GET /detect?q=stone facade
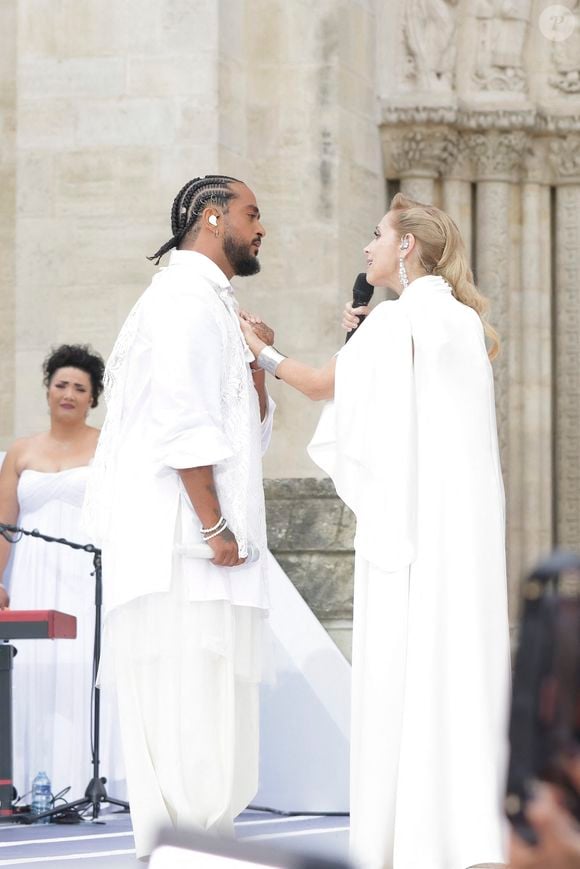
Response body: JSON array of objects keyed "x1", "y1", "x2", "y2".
[
  {"x1": 265, "y1": 478, "x2": 355, "y2": 659},
  {"x1": 376, "y1": 0, "x2": 580, "y2": 630},
  {"x1": 2, "y1": 1, "x2": 580, "y2": 659}
]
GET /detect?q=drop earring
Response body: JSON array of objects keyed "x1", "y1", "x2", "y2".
[
  {"x1": 399, "y1": 257, "x2": 409, "y2": 290},
  {"x1": 399, "y1": 236, "x2": 410, "y2": 289}
]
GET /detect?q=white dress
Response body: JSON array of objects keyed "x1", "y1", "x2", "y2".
[
  {"x1": 7, "y1": 467, "x2": 125, "y2": 802},
  {"x1": 309, "y1": 275, "x2": 510, "y2": 869}
]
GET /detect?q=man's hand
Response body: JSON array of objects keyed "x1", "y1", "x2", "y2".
[
  {"x1": 510, "y1": 782, "x2": 580, "y2": 869},
  {"x1": 0, "y1": 585, "x2": 9, "y2": 610},
  {"x1": 206, "y1": 527, "x2": 246, "y2": 567},
  {"x1": 239, "y1": 317, "x2": 267, "y2": 359},
  {"x1": 342, "y1": 300, "x2": 370, "y2": 334},
  {"x1": 239, "y1": 311, "x2": 274, "y2": 347}
]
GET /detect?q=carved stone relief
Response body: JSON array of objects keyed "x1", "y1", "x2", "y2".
[
  {"x1": 464, "y1": 130, "x2": 528, "y2": 181},
  {"x1": 549, "y1": 2, "x2": 580, "y2": 94},
  {"x1": 473, "y1": 0, "x2": 532, "y2": 93},
  {"x1": 549, "y1": 134, "x2": 580, "y2": 182},
  {"x1": 402, "y1": 0, "x2": 459, "y2": 92},
  {"x1": 386, "y1": 127, "x2": 460, "y2": 177}
]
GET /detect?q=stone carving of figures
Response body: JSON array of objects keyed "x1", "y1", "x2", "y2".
[
  {"x1": 473, "y1": 0, "x2": 532, "y2": 92},
  {"x1": 550, "y1": 1, "x2": 580, "y2": 94},
  {"x1": 403, "y1": 0, "x2": 460, "y2": 92}
]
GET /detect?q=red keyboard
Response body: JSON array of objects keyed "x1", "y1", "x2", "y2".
[{"x1": 0, "y1": 610, "x2": 77, "y2": 641}]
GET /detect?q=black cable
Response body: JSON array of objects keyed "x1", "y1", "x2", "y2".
[{"x1": 248, "y1": 804, "x2": 349, "y2": 818}]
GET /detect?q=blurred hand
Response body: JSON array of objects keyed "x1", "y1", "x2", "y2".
[
  {"x1": 0, "y1": 585, "x2": 9, "y2": 610},
  {"x1": 207, "y1": 527, "x2": 246, "y2": 567},
  {"x1": 342, "y1": 301, "x2": 370, "y2": 334},
  {"x1": 510, "y1": 782, "x2": 580, "y2": 869},
  {"x1": 239, "y1": 316, "x2": 267, "y2": 358},
  {"x1": 239, "y1": 310, "x2": 274, "y2": 346}
]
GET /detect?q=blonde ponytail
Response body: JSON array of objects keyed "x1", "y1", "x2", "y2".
[{"x1": 390, "y1": 193, "x2": 500, "y2": 360}]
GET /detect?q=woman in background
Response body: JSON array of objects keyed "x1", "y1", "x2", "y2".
[{"x1": 0, "y1": 344, "x2": 125, "y2": 805}]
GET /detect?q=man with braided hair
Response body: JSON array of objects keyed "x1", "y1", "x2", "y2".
[{"x1": 84, "y1": 175, "x2": 274, "y2": 857}]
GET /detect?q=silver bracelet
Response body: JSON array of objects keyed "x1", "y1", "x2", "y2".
[
  {"x1": 256, "y1": 345, "x2": 286, "y2": 377},
  {"x1": 201, "y1": 516, "x2": 225, "y2": 535},
  {"x1": 203, "y1": 519, "x2": 228, "y2": 541}
]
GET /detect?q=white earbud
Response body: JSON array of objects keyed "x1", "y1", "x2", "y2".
[{"x1": 209, "y1": 215, "x2": 218, "y2": 227}]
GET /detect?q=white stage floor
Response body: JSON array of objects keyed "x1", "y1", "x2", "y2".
[{"x1": 0, "y1": 809, "x2": 350, "y2": 867}]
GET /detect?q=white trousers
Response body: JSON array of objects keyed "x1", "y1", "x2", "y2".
[{"x1": 102, "y1": 585, "x2": 261, "y2": 859}]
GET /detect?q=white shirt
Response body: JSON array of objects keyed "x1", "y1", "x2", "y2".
[{"x1": 85, "y1": 250, "x2": 274, "y2": 614}]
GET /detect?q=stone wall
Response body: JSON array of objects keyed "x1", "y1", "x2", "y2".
[
  {"x1": 2, "y1": 0, "x2": 580, "y2": 658},
  {"x1": 375, "y1": 0, "x2": 580, "y2": 625},
  {"x1": 0, "y1": 0, "x2": 16, "y2": 445},
  {"x1": 0, "y1": 0, "x2": 384, "y2": 477},
  {"x1": 265, "y1": 479, "x2": 355, "y2": 659}
]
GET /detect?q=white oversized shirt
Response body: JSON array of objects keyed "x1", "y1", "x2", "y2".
[{"x1": 84, "y1": 250, "x2": 274, "y2": 614}]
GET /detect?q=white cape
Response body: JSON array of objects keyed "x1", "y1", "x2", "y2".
[
  {"x1": 308, "y1": 275, "x2": 510, "y2": 869},
  {"x1": 309, "y1": 298, "x2": 416, "y2": 572}
]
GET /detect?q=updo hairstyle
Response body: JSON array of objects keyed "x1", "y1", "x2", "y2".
[{"x1": 42, "y1": 344, "x2": 105, "y2": 408}]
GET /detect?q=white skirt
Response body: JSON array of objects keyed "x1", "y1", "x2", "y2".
[{"x1": 350, "y1": 556, "x2": 508, "y2": 869}]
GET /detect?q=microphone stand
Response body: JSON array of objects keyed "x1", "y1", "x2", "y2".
[{"x1": 0, "y1": 523, "x2": 129, "y2": 823}]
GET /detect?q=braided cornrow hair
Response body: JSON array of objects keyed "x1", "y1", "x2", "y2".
[{"x1": 148, "y1": 174, "x2": 241, "y2": 264}]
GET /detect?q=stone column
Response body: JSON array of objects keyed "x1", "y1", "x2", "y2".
[
  {"x1": 552, "y1": 136, "x2": 580, "y2": 550},
  {"x1": 400, "y1": 175, "x2": 436, "y2": 203},
  {"x1": 471, "y1": 130, "x2": 528, "y2": 618},
  {"x1": 442, "y1": 175, "x2": 473, "y2": 262},
  {"x1": 380, "y1": 126, "x2": 459, "y2": 207},
  {"x1": 515, "y1": 144, "x2": 553, "y2": 574}
]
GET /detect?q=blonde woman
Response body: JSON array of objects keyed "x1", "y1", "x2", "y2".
[{"x1": 240, "y1": 195, "x2": 510, "y2": 869}]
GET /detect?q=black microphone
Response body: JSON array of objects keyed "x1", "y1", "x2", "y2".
[{"x1": 345, "y1": 273, "x2": 374, "y2": 342}]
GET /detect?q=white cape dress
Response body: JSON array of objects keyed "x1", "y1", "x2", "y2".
[{"x1": 309, "y1": 275, "x2": 510, "y2": 869}]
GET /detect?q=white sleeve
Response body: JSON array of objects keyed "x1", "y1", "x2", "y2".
[
  {"x1": 150, "y1": 289, "x2": 233, "y2": 470},
  {"x1": 260, "y1": 394, "x2": 276, "y2": 455},
  {"x1": 308, "y1": 301, "x2": 416, "y2": 572}
]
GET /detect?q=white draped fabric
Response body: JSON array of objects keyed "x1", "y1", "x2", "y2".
[
  {"x1": 7, "y1": 467, "x2": 125, "y2": 801},
  {"x1": 309, "y1": 275, "x2": 510, "y2": 869},
  {"x1": 101, "y1": 575, "x2": 263, "y2": 858},
  {"x1": 87, "y1": 250, "x2": 274, "y2": 857}
]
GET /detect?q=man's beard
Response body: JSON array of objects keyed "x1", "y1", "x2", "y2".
[{"x1": 223, "y1": 232, "x2": 261, "y2": 277}]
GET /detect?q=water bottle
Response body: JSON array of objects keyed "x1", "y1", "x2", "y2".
[{"x1": 31, "y1": 771, "x2": 51, "y2": 822}]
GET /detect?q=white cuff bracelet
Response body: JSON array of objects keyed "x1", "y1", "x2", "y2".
[{"x1": 256, "y1": 345, "x2": 286, "y2": 376}]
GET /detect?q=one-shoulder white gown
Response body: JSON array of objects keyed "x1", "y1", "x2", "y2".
[{"x1": 7, "y1": 467, "x2": 125, "y2": 803}]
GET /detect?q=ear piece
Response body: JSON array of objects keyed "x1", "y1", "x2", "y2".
[
  {"x1": 209, "y1": 215, "x2": 218, "y2": 227},
  {"x1": 400, "y1": 236, "x2": 410, "y2": 251}
]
